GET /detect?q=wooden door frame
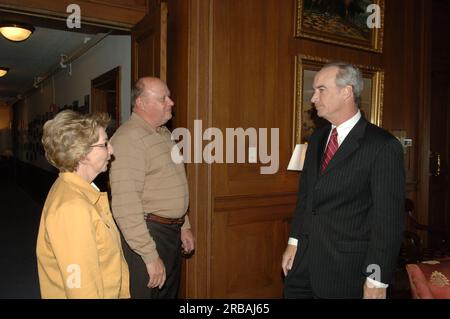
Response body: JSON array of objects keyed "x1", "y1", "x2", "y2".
[
  {"x1": 131, "y1": 2, "x2": 167, "y2": 83},
  {"x1": 417, "y1": 0, "x2": 432, "y2": 229},
  {"x1": 181, "y1": 0, "x2": 213, "y2": 298},
  {"x1": 91, "y1": 66, "x2": 121, "y2": 128},
  {"x1": 0, "y1": 0, "x2": 145, "y2": 29}
]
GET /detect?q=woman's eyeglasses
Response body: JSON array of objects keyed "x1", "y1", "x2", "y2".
[{"x1": 91, "y1": 140, "x2": 110, "y2": 148}]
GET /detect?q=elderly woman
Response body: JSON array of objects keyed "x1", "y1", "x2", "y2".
[{"x1": 36, "y1": 110, "x2": 129, "y2": 298}]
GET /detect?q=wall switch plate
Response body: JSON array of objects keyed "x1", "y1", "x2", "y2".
[
  {"x1": 249, "y1": 147, "x2": 257, "y2": 163},
  {"x1": 403, "y1": 138, "x2": 412, "y2": 147}
]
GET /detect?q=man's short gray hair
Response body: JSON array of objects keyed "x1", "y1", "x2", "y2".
[{"x1": 323, "y1": 62, "x2": 364, "y2": 107}]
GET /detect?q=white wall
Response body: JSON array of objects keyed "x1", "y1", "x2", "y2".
[
  {"x1": 53, "y1": 35, "x2": 132, "y2": 122},
  {"x1": 15, "y1": 35, "x2": 131, "y2": 170}
]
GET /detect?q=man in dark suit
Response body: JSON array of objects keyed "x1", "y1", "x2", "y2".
[{"x1": 282, "y1": 62, "x2": 405, "y2": 299}]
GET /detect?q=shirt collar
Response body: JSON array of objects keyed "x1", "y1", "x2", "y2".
[
  {"x1": 328, "y1": 110, "x2": 362, "y2": 145},
  {"x1": 130, "y1": 112, "x2": 169, "y2": 135},
  {"x1": 59, "y1": 172, "x2": 102, "y2": 205},
  {"x1": 332, "y1": 110, "x2": 361, "y2": 132}
]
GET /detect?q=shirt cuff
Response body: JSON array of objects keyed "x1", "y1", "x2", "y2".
[
  {"x1": 141, "y1": 249, "x2": 160, "y2": 265},
  {"x1": 366, "y1": 277, "x2": 388, "y2": 288},
  {"x1": 288, "y1": 237, "x2": 298, "y2": 246},
  {"x1": 181, "y1": 214, "x2": 191, "y2": 230}
]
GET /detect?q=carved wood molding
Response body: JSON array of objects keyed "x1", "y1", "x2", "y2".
[
  {"x1": 183, "y1": 0, "x2": 214, "y2": 299},
  {"x1": 215, "y1": 192, "x2": 298, "y2": 212}
]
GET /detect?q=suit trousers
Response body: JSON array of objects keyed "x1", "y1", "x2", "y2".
[
  {"x1": 284, "y1": 238, "x2": 365, "y2": 299},
  {"x1": 121, "y1": 220, "x2": 182, "y2": 299},
  {"x1": 283, "y1": 238, "x2": 317, "y2": 299}
]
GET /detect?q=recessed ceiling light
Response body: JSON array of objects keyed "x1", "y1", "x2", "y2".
[
  {"x1": 0, "y1": 67, "x2": 9, "y2": 77},
  {"x1": 0, "y1": 22, "x2": 35, "y2": 42}
]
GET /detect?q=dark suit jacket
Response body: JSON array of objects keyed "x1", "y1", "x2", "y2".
[{"x1": 289, "y1": 116, "x2": 405, "y2": 298}]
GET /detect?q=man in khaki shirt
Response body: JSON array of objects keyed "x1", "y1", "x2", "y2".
[{"x1": 109, "y1": 77, "x2": 195, "y2": 298}]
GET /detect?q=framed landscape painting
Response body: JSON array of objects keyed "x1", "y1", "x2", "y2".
[{"x1": 296, "y1": 0, "x2": 384, "y2": 52}]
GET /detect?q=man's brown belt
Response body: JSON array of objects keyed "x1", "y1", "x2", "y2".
[{"x1": 145, "y1": 213, "x2": 185, "y2": 225}]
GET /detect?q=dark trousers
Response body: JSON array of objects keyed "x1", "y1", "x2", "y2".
[
  {"x1": 121, "y1": 220, "x2": 182, "y2": 299},
  {"x1": 283, "y1": 239, "x2": 319, "y2": 299},
  {"x1": 284, "y1": 240, "x2": 366, "y2": 299}
]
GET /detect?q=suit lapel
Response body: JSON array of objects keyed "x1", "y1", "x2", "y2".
[{"x1": 320, "y1": 117, "x2": 368, "y2": 176}]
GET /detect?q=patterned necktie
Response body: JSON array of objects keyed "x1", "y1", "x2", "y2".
[{"x1": 321, "y1": 128, "x2": 338, "y2": 173}]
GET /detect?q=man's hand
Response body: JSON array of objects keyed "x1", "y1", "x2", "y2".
[
  {"x1": 146, "y1": 257, "x2": 166, "y2": 289},
  {"x1": 363, "y1": 280, "x2": 387, "y2": 299},
  {"x1": 181, "y1": 229, "x2": 195, "y2": 254},
  {"x1": 281, "y1": 244, "x2": 297, "y2": 276}
]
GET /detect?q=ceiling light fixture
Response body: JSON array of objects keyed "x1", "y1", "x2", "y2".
[
  {"x1": 0, "y1": 67, "x2": 9, "y2": 77},
  {"x1": 0, "y1": 22, "x2": 35, "y2": 42}
]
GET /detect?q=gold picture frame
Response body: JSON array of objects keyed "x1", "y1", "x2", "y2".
[
  {"x1": 293, "y1": 55, "x2": 384, "y2": 145},
  {"x1": 296, "y1": 0, "x2": 385, "y2": 53}
]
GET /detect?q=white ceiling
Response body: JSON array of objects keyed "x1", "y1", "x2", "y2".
[{"x1": 0, "y1": 26, "x2": 93, "y2": 104}]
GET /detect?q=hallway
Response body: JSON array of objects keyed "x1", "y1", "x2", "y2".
[{"x1": 0, "y1": 173, "x2": 41, "y2": 298}]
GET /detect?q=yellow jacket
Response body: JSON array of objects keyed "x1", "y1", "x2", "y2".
[{"x1": 36, "y1": 172, "x2": 130, "y2": 298}]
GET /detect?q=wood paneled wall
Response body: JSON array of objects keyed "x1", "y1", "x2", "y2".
[
  {"x1": 210, "y1": 0, "x2": 297, "y2": 298},
  {"x1": 383, "y1": 0, "x2": 422, "y2": 200},
  {"x1": 168, "y1": 0, "x2": 427, "y2": 298}
]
